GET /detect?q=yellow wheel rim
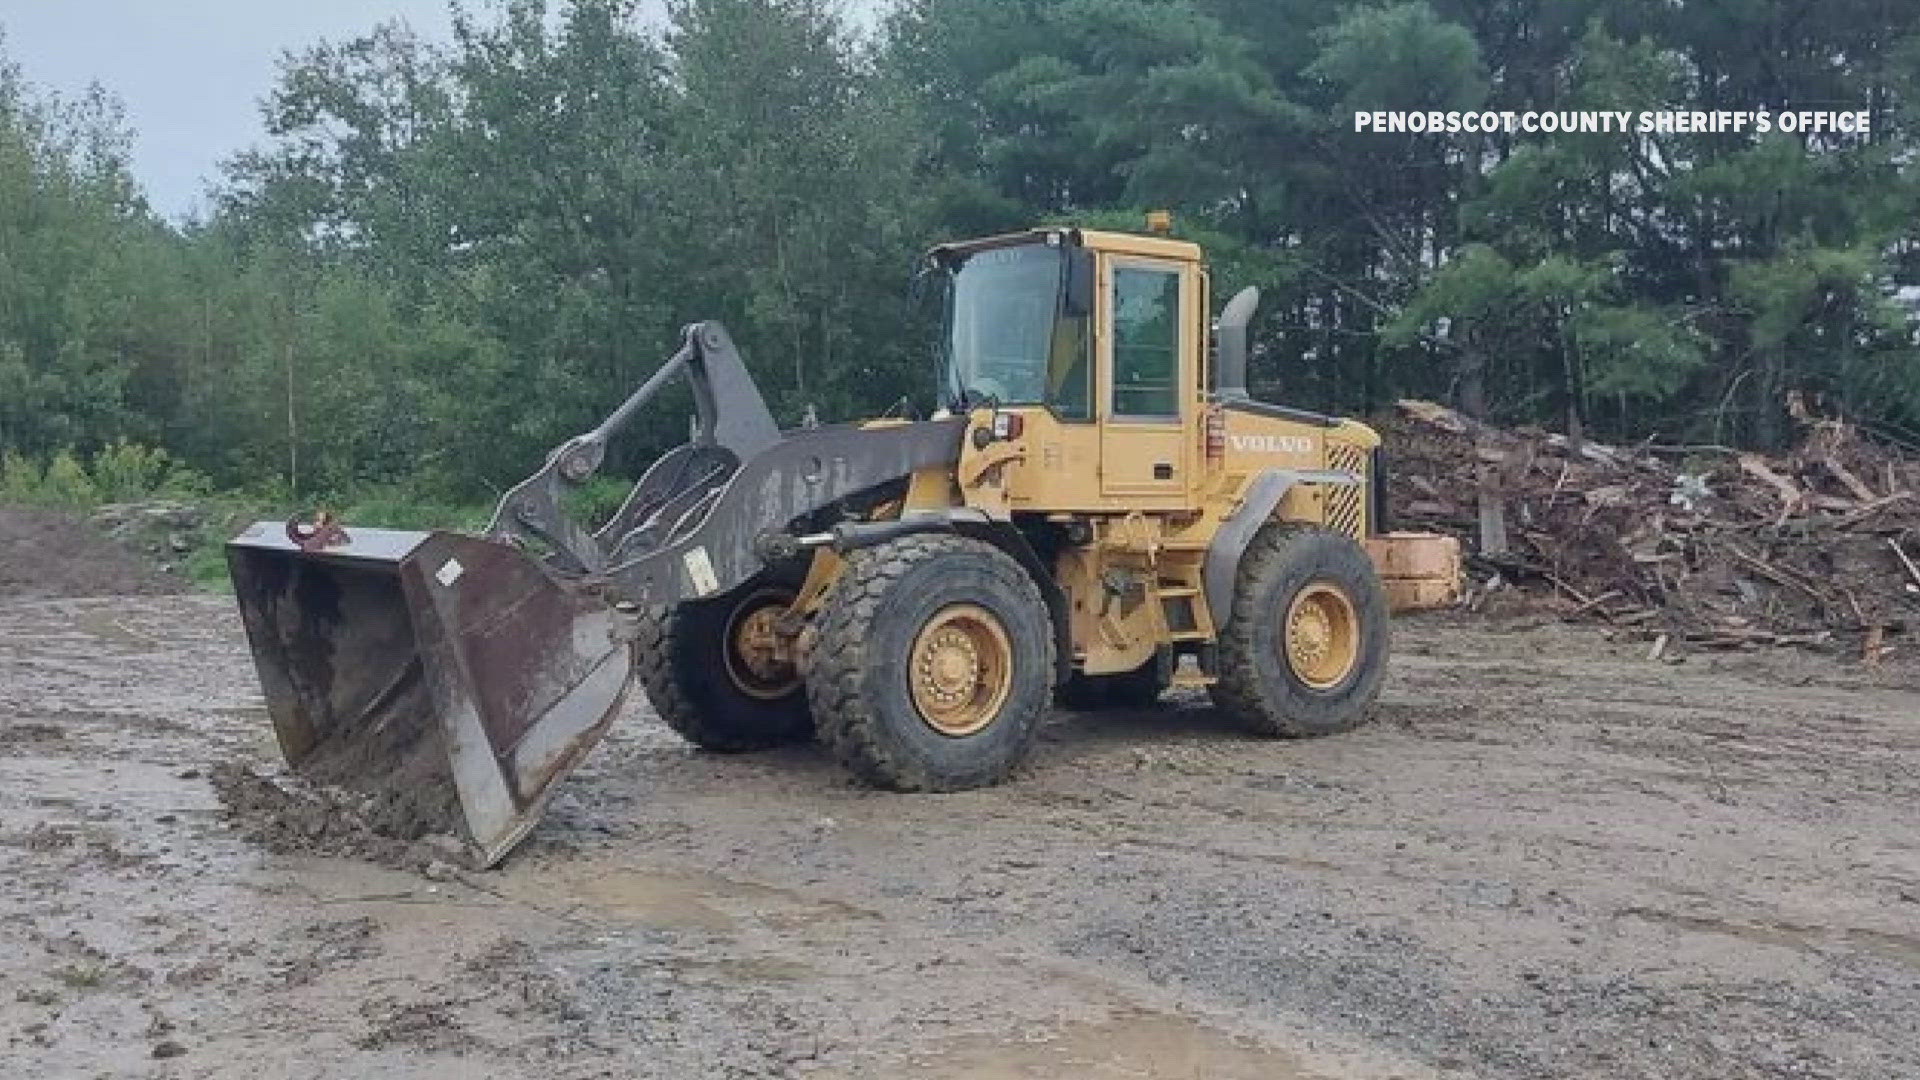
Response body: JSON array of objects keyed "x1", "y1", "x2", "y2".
[
  {"x1": 1282, "y1": 582, "x2": 1360, "y2": 690},
  {"x1": 724, "y1": 588, "x2": 799, "y2": 700},
  {"x1": 909, "y1": 603, "x2": 1014, "y2": 736}
]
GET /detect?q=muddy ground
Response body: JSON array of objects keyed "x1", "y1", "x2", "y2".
[
  {"x1": 0, "y1": 506, "x2": 184, "y2": 600},
  {"x1": 2, "y1": 588, "x2": 1917, "y2": 1078}
]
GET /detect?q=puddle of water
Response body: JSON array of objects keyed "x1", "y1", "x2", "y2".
[
  {"x1": 1624, "y1": 906, "x2": 1920, "y2": 971},
  {"x1": 1625, "y1": 908, "x2": 1817, "y2": 951},
  {"x1": 1844, "y1": 927, "x2": 1920, "y2": 969},
  {"x1": 825, "y1": 1009, "x2": 1322, "y2": 1080},
  {"x1": 0, "y1": 756, "x2": 215, "y2": 815},
  {"x1": 565, "y1": 869, "x2": 738, "y2": 931},
  {"x1": 514, "y1": 865, "x2": 880, "y2": 932},
  {"x1": 71, "y1": 610, "x2": 164, "y2": 649},
  {"x1": 668, "y1": 953, "x2": 818, "y2": 983}
]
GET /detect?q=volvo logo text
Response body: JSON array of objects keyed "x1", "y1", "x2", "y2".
[{"x1": 1228, "y1": 434, "x2": 1315, "y2": 454}]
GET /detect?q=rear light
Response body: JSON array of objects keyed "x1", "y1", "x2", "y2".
[
  {"x1": 991, "y1": 412, "x2": 1025, "y2": 440},
  {"x1": 1204, "y1": 405, "x2": 1226, "y2": 461}
]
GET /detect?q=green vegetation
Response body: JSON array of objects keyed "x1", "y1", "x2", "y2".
[
  {"x1": 0, "y1": 441, "x2": 209, "y2": 506},
  {"x1": 51, "y1": 963, "x2": 106, "y2": 990},
  {"x1": 3, "y1": 0, "x2": 1918, "y2": 560}
]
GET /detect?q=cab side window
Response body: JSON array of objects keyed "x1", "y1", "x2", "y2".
[{"x1": 1111, "y1": 267, "x2": 1180, "y2": 417}]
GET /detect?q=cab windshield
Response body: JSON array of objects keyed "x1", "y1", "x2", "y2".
[{"x1": 941, "y1": 243, "x2": 1090, "y2": 418}]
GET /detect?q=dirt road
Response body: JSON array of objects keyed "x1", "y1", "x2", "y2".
[{"x1": 3, "y1": 592, "x2": 1917, "y2": 1078}]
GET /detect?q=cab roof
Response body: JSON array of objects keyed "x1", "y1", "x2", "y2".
[{"x1": 928, "y1": 227, "x2": 1203, "y2": 267}]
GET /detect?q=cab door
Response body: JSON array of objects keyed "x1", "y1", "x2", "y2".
[{"x1": 1098, "y1": 256, "x2": 1195, "y2": 505}]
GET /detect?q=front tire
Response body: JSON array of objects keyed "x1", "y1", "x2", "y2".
[
  {"x1": 636, "y1": 577, "x2": 812, "y2": 752},
  {"x1": 1210, "y1": 524, "x2": 1390, "y2": 737},
  {"x1": 804, "y1": 534, "x2": 1054, "y2": 791}
]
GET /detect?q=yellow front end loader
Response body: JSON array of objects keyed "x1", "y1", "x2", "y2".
[{"x1": 228, "y1": 224, "x2": 1459, "y2": 865}]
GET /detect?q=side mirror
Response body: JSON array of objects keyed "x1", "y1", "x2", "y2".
[{"x1": 1062, "y1": 248, "x2": 1094, "y2": 317}]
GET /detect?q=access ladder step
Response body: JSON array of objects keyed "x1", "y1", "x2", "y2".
[{"x1": 1154, "y1": 584, "x2": 1210, "y2": 643}]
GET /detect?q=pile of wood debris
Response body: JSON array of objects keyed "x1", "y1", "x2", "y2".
[{"x1": 1379, "y1": 400, "x2": 1920, "y2": 658}]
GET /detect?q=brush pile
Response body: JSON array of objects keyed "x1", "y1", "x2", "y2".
[{"x1": 1380, "y1": 400, "x2": 1920, "y2": 657}]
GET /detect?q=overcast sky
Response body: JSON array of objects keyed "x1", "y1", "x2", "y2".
[{"x1": 1, "y1": 1, "x2": 883, "y2": 221}]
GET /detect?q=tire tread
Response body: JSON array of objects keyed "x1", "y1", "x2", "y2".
[
  {"x1": 805, "y1": 533, "x2": 1053, "y2": 790},
  {"x1": 1211, "y1": 522, "x2": 1389, "y2": 737}
]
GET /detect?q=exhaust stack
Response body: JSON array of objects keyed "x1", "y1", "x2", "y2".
[{"x1": 1214, "y1": 286, "x2": 1260, "y2": 400}]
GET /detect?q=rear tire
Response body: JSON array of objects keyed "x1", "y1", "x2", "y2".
[
  {"x1": 1210, "y1": 523, "x2": 1389, "y2": 737},
  {"x1": 804, "y1": 534, "x2": 1054, "y2": 791},
  {"x1": 636, "y1": 576, "x2": 812, "y2": 752}
]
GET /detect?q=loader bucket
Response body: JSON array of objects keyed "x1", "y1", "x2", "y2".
[{"x1": 226, "y1": 522, "x2": 633, "y2": 867}]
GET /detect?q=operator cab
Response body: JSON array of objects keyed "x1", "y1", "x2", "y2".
[{"x1": 929, "y1": 227, "x2": 1208, "y2": 505}]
